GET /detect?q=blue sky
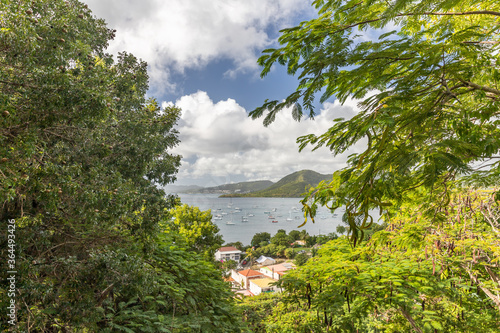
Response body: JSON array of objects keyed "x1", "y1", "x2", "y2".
[{"x1": 83, "y1": 0, "x2": 365, "y2": 187}]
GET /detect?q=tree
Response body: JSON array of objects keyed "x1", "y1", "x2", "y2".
[
  {"x1": 224, "y1": 241, "x2": 245, "y2": 251},
  {"x1": 289, "y1": 230, "x2": 302, "y2": 241},
  {"x1": 284, "y1": 248, "x2": 295, "y2": 259},
  {"x1": 294, "y1": 253, "x2": 310, "y2": 266},
  {"x1": 251, "y1": 0, "x2": 500, "y2": 245},
  {"x1": 0, "y1": 1, "x2": 241, "y2": 331},
  {"x1": 336, "y1": 225, "x2": 347, "y2": 235},
  {"x1": 271, "y1": 231, "x2": 293, "y2": 247},
  {"x1": 269, "y1": 190, "x2": 500, "y2": 332},
  {"x1": 167, "y1": 204, "x2": 223, "y2": 262},
  {"x1": 252, "y1": 232, "x2": 271, "y2": 247}
]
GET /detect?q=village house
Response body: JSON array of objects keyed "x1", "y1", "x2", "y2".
[
  {"x1": 255, "y1": 255, "x2": 276, "y2": 266},
  {"x1": 214, "y1": 246, "x2": 242, "y2": 262},
  {"x1": 230, "y1": 269, "x2": 264, "y2": 290},
  {"x1": 249, "y1": 277, "x2": 279, "y2": 296},
  {"x1": 259, "y1": 263, "x2": 296, "y2": 280}
]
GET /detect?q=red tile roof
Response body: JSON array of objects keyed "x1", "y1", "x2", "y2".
[
  {"x1": 238, "y1": 269, "x2": 263, "y2": 277},
  {"x1": 218, "y1": 246, "x2": 241, "y2": 252}
]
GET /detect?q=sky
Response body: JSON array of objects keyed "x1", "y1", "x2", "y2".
[{"x1": 82, "y1": 0, "x2": 367, "y2": 187}]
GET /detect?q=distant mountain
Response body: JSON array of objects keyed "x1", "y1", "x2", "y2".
[
  {"x1": 164, "y1": 180, "x2": 273, "y2": 194},
  {"x1": 221, "y1": 170, "x2": 332, "y2": 198},
  {"x1": 163, "y1": 185, "x2": 204, "y2": 194},
  {"x1": 197, "y1": 180, "x2": 274, "y2": 194}
]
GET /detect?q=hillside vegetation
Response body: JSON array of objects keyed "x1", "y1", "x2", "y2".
[
  {"x1": 222, "y1": 170, "x2": 331, "y2": 197},
  {"x1": 194, "y1": 180, "x2": 273, "y2": 194}
]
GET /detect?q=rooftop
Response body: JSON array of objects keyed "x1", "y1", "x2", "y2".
[
  {"x1": 218, "y1": 246, "x2": 241, "y2": 253},
  {"x1": 250, "y1": 277, "x2": 277, "y2": 288},
  {"x1": 238, "y1": 269, "x2": 264, "y2": 277},
  {"x1": 262, "y1": 263, "x2": 296, "y2": 272}
]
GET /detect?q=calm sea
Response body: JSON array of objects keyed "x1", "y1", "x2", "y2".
[{"x1": 177, "y1": 193, "x2": 343, "y2": 246}]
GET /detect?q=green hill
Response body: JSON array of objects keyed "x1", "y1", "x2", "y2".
[
  {"x1": 221, "y1": 170, "x2": 332, "y2": 197},
  {"x1": 199, "y1": 180, "x2": 274, "y2": 194}
]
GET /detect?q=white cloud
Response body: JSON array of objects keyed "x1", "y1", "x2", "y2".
[
  {"x1": 165, "y1": 91, "x2": 366, "y2": 186},
  {"x1": 83, "y1": 0, "x2": 314, "y2": 93}
]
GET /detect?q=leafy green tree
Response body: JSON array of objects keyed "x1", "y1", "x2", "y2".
[
  {"x1": 289, "y1": 229, "x2": 302, "y2": 241},
  {"x1": 251, "y1": 0, "x2": 500, "y2": 245},
  {"x1": 0, "y1": 1, "x2": 242, "y2": 331},
  {"x1": 294, "y1": 253, "x2": 309, "y2": 266},
  {"x1": 224, "y1": 241, "x2": 245, "y2": 251},
  {"x1": 305, "y1": 235, "x2": 316, "y2": 247},
  {"x1": 264, "y1": 190, "x2": 500, "y2": 332},
  {"x1": 284, "y1": 248, "x2": 295, "y2": 259},
  {"x1": 251, "y1": 232, "x2": 271, "y2": 247},
  {"x1": 336, "y1": 225, "x2": 347, "y2": 235},
  {"x1": 298, "y1": 230, "x2": 309, "y2": 240},
  {"x1": 221, "y1": 258, "x2": 238, "y2": 274},
  {"x1": 271, "y1": 231, "x2": 293, "y2": 247},
  {"x1": 167, "y1": 204, "x2": 223, "y2": 262}
]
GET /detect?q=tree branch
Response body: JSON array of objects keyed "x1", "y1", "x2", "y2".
[{"x1": 399, "y1": 307, "x2": 423, "y2": 333}]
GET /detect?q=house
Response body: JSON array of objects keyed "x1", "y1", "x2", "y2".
[
  {"x1": 215, "y1": 246, "x2": 242, "y2": 262},
  {"x1": 259, "y1": 263, "x2": 296, "y2": 280},
  {"x1": 231, "y1": 269, "x2": 264, "y2": 290},
  {"x1": 249, "y1": 277, "x2": 279, "y2": 296},
  {"x1": 255, "y1": 255, "x2": 276, "y2": 266},
  {"x1": 293, "y1": 240, "x2": 306, "y2": 246},
  {"x1": 235, "y1": 289, "x2": 254, "y2": 297}
]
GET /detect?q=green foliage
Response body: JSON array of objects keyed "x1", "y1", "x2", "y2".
[
  {"x1": 166, "y1": 204, "x2": 223, "y2": 262},
  {"x1": 250, "y1": 0, "x2": 500, "y2": 244},
  {"x1": 238, "y1": 293, "x2": 282, "y2": 333},
  {"x1": 243, "y1": 190, "x2": 500, "y2": 332},
  {"x1": 289, "y1": 229, "x2": 302, "y2": 241},
  {"x1": 294, "y1": 253, "x2": 310, "y2": 266},
  {"x1": 224, "y1": 170, "x2": 332, "y2": 197},
  {"x1": 270, "y1": 230, "x2": 294, "y2": 247},
  {"x1": 251, "y1": 232, "x2": 271, "y2": 247},
  {"x1": 0, "y1": 1, "x2": 241, "y2": 331},
  {"x1": 336, "y1": 225, "x2": 347, "y2": 235},
  {"x1": 198, "y1": 180, "x2": 273, "y2": 195},
  {"x1": 284, "y1": 248, "x2": 296, "y2": 259}
]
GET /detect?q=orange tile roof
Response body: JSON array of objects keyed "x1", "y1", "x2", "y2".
[
  {"x1": 219, "y1": 246, "x2": 241, "y2": 252},
  {"x1": 238, "y1": 269, "x2": 263, "y2": 277},
  {"x1": 218, "y1": 246, "x2": 241, "y2": 252}
]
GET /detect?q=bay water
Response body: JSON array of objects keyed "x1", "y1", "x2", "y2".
[{"x1": 178, "y1": 193, "x2": 343, "y2": 246}]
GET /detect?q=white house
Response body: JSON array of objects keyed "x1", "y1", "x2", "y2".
[
  {"x1": 259, "y1": 263, "x2": 296, "y2": 280},
  {"x1": 215, "y1": 246, "x2": 242, "y2": 262},
  {"x1": 249, "y1": 277, "x2": 279, "y2": 296},
  {"x1": 230, "y1": 269, "x2": 264, "y2": 290},
  {"x1": 255, "y1": 255, "x2": 276, "y2": 266}
]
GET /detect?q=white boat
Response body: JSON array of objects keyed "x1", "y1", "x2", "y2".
[
  {"x1": 248, "y1": 213, "x2": 254, "y2": 217},
  {"x1": 226, "y1": 221, "x2": 235, "y2": 225}
]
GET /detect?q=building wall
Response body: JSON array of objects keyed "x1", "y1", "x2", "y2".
[
  {"x1": 249, "y1": 280, "x2": 278, "y2": 296},
  {"x1": 249, "y1": 280, "x2": 262, "y2": 296},
  {"x1": 215, "y1": 250, "x2": 241, "y2": 261}
]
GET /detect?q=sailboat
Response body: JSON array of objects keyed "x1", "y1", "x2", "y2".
[
  {"x1": 286, "y1": 211, "x2": 293, "y2": 222},
  {"x1": 226, "y1": 211, "x2": 235, "y2": 225}
]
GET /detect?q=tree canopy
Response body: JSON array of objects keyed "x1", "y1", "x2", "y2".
[
  {"x1": 0, "y1": 1, "x2": 242, "y2": 331},
  {"x1": 250, "y1": 0, "x2": 500, "y2": 244}
]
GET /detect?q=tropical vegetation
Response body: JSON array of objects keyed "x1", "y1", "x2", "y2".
[
  {"x1": 245, "y1": 0, "x2": 500, "y2": 331},
  {"x1": 0, "y1": 1, "x2": 241, "y2": 331}
]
